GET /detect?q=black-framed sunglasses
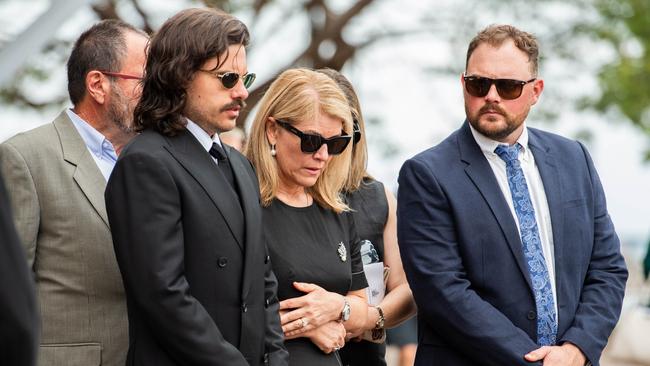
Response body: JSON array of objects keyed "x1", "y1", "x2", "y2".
[
  {"x1": 275, "y1": 119, "x2": 351, "y2": 155},
  {"x1": 199, "y1": 70, "x2": 256, "y2": 89},
  {"x1": 463, "y1": 75, "x2": 536, "y2": 100}
]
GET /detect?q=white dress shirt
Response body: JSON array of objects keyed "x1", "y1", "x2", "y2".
[
  {"x1": 185, "y1": 118, "x2": 225, "y2": 166},
  {"x1": 470, "y1": 124, "x2": 558, "y2": 314},
  {"x1": 67, "y1": 109, "x2": 118, "y2": 181}
]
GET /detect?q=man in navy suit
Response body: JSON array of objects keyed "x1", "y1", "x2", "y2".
[{"x1": 397, "y1": 24, "x2": 627, "y2": 366}]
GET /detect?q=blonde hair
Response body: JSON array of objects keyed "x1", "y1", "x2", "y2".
[
  {"x1": 245, "y1": 68, "x2": 354, "y2": 213},
  {"x1": 316, "y1": 68, "x2": 371, "y2": 191}
]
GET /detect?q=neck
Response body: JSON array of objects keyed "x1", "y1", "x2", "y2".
[
  {"x1": 276, "y1": 184, "x2": 312, "y2": 208},
  {"x1": 73, "y1": 106, "x2": 136, "y2": 155}
]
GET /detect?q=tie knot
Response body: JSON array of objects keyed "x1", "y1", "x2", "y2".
[
  {"x1": 494, "y1": 143, "x2": 521, "y2": 164},
  {"x1": 209, "y1": 142, "x2": 227, "y2": 162}
]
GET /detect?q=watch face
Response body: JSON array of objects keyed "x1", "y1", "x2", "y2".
[{"x1": 342, "y1": 302, "x2": 351, "y2": 321}]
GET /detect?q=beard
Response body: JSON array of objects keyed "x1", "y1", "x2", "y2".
[
  {"x1": 107, "y1": 85, "x2": 135, "y2": 134},
  {"x1": 465, "y1": 102, "x2": 528, "y2": 141}
]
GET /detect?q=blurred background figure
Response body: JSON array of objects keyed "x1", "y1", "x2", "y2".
[
  {"x1": 0, "y1": 170, "x2": 39, "y2": 366},
  {"x1": 220, "y1": 126, "x2": 246, "y2": 152},
  {"x1": 317, "y1": 68, "x2": 416, "y2": 366},
  {"x1": 386, "y1": 317, "x2": 418, "y2": 366}
]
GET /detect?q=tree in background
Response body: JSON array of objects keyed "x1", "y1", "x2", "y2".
[
  {"x1": 588, "y1": 0, "x2": 650, "y2": 160},
  {"x1": 1, "y1": 0, "x2": 649, "y2": 159}
]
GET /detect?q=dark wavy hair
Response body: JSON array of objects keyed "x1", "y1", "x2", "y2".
[{"x1": 134, "y1": 8, "x2": 250, "y2": 135}]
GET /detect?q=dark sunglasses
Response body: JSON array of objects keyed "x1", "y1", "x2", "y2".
[
  {"x1": 463, "y1": 75, "x2": 536, "y2": 100},
  {"x1": 275, "y1": 119, "x2": 351, "y2": 155},
  {"x1": 199, "y1": 70, "x2": 256, "y2": 89}
]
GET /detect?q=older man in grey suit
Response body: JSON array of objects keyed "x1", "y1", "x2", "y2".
[{"x1": 0, "y1": 20, "x2": 148, "y2": 366}]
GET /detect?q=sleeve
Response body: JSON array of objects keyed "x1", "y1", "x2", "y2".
[
  {"x1": 0, "y1": 142, "x2": 40, "y2": 267},
  {"x1": 397, "y1": 157, "x2": 542, "y2": 366},
  {"x1": 105, "y1": 151, "x2": 248, "y2": 366},
  {"x1": 0, "y1": 171, "x2": 39, "y2": 366},
  {"x1": 263, "y1": 247, "x2": 290, "y2": 366},
  {"x1": 558, "y1": 142, "x2": 628, "y2": 366},
  {"x1": 347, "y1": 212, "x2": 368, "y2": 291}
]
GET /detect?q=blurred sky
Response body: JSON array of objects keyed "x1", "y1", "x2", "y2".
[{"x1": 1, "y1": 0, "x2": 648, "y2": 256}]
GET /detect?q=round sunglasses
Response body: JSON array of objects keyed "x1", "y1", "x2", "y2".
[
  {"x1": 275, "y1": 119, "x2": 351, "y2": 155},
  {"x1": 463, "y1": 75, "x2": 536, "y2": 100},
  {"x1": 199, "y1": 69, "x2": 256, "y2": 89}
]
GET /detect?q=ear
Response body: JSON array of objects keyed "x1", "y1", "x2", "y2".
[
  {"x1": 530, "y1": 78, "x2": 544, "y2": 105},
  {"x1": 266, "y1": 117, "x2": 278, "y2": 145},
  {"x1": 85, "y1": 70, "x2": 109, "y2": 105}
]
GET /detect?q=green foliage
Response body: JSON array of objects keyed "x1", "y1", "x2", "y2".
[{"x1": 592, "y1": 0, "x2": 650, "y2": 157}]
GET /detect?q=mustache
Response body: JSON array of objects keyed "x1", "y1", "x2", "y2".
[
  {"x1": 220, "y1": 99, "x2": 246, "y2": 112},
  {"x1": 479, "y1": 103, "x2": 506, "y2": 115}
]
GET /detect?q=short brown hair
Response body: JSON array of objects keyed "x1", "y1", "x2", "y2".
[
  {"x1": 466, "y1": 24, "x2": 539, "y2": 76},
  {"x1": 134, "y1": 8, "x2": 250, "y2": 135}
]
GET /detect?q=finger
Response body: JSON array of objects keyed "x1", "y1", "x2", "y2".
[
  {"x1": 524, "y1": 346, "x2": 552, "y2": 361},
  {"x1": 293, "y1": 281, "x2": 322, "y2": 293},
  {"x1": 280, "y1": 308, "x2": 305, "y2": 325},
  {"x1": 282, "y1": 317, "x2": 306, "y2": 334},
  {"x1": 279, "y1": 296, "x2": 307, "y2": 310}
]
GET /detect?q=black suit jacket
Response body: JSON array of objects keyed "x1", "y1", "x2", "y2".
[
  {"x1": 0, "y1": 171, "x2": 39, "y2": 366},
  {"x1": 105, "y1": 128, "x2": 288, "y2": 366}
]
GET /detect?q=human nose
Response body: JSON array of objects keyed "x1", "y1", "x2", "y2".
[
  {"x1": 231, "y1": 79, "x2": 249, "y2": 100},
  {"x1": 485, "y1": 82, "x2": 501, "y2": 102},
  {"x1": 312, "y1": 143, "x2": 329, "y2": 161}
]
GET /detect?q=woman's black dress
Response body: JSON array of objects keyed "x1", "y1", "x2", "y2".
[
  {"x1": 339, "y1": 178, "x2": 389, "y2": 366},
  {"x1": 264, "y1": 199, "x2": 368, "y2": 366}
]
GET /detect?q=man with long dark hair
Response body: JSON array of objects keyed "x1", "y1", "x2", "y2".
[{"x1": 105, "y1": 8, "x2": 288, "y2": 366}]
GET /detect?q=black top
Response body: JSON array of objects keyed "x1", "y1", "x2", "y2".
[
  {"x1": 339, "y1": 178, "x2": 390, "y2": 366},
  {"x1": 346, "y1": 178, "x2": 389, "y2": 261},
  {"x1": 264, "y1": 199, "x2": 368, "y2": 366}
]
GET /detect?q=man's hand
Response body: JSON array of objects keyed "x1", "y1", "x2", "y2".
[{"x1": 524, "y1": 343, "x2": 587, "y2": 366}]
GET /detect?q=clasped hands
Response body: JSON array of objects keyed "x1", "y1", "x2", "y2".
[{"x1": 279, "y1": 282, "x2": 346, "y2": 354}]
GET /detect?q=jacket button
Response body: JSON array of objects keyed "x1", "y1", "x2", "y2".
[
  {"x1": 242, "y1": 303, "x2": 248, "y2": 313},
  {"x1": 265, "y1": 255, "x2": 270, "y2": 264},
  {"x1": 527, "y1": 311, "x2": 536, "y2": 320},
  {"x1": 265, "y1": 298, "x2": 270, "y2": 308},
  {"x1": 217, "y1": 257, "x2": 228, "y2": 268}
]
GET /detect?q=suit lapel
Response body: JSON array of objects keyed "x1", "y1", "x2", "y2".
[
  {"x1": 458, "y1": 122, "x2": 533, "y2": 293},
  {"x1": 528, "y1": 130, "x2": 565, "y2": 307},
  {"x1": 226, "y1": 146, "x2": 259, "y2": 300},
  {"x1": 164, "y1": 130, "x2": 245, "y2": 251},
  {"x1": 54, "y1": 113, "x2": 109, "y2": 228}
]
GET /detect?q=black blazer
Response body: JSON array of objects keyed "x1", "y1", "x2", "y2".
[
  {"x1": 106, "y1": 128, "x2": 288, "y2": 366},
  {"x1": 0, "y1": 171, "x2": 39, "y2": 366}
]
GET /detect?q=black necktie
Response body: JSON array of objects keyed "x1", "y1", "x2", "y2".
[{"x1": 209, "y1": 142, "x2": 236, "y2": 190}]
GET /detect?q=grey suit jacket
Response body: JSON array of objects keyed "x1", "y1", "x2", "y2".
[{"x1": 0, "y1": 111, "x2": 128, "y2": 366}]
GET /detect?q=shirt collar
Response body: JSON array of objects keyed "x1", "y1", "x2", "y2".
[
  {"x1": 66, "y1": 109, "x2": 117, "y2": 161},
  {"x1": 185, "y1": 118, "x2": 224, "y2": 153},
  {"x1": 469, "y1": 122, "x2": 530, "y2": 156}
]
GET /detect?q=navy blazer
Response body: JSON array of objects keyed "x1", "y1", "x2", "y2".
[{"x1": 397, "y1": 122, "x2": 627, "y2": 366}]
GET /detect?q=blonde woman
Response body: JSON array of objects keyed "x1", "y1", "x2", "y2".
[
  {"x1": 246, "y1": 68, "x2": 368, "y2": 365},
  {"x1": 317, "y1": 69, "x2": 417, "y2": 366}
]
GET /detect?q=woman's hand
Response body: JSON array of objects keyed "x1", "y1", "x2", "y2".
[
  {"x1": 279, "y1": 282, "x2": 345, "y2": 337},
  {"x1": 285, "y1": 321, "x2": 346, "y2": 354}
]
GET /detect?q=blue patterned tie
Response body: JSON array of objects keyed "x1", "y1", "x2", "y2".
[{"x1": 494, "y1": 144, "x2": 557, "y2": 346}]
